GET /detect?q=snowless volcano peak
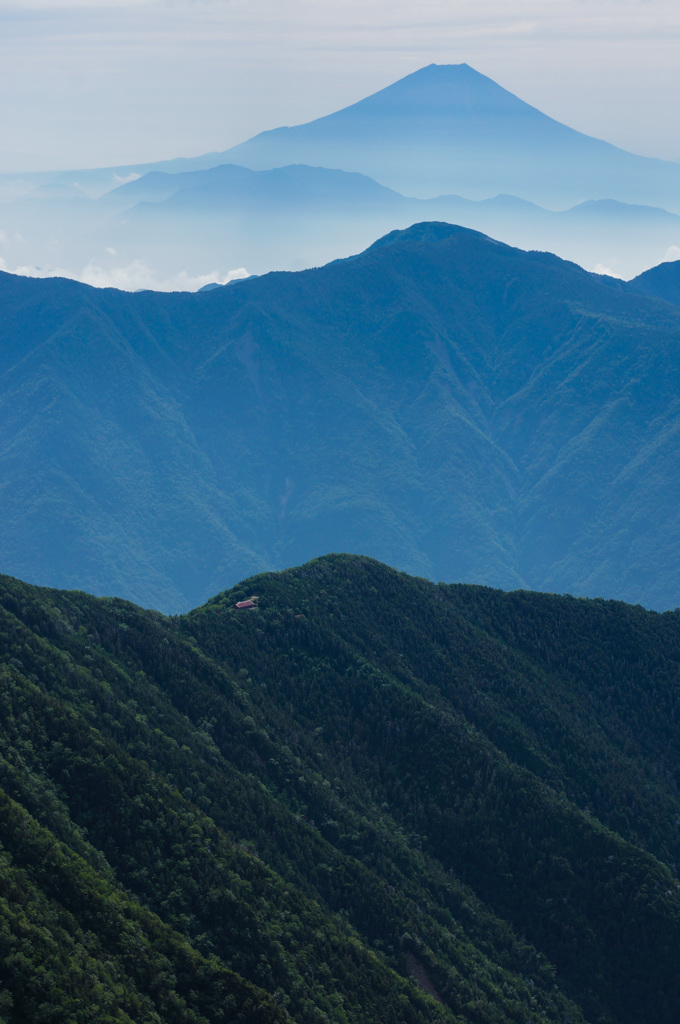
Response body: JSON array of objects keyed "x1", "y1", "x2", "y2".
[{"x1": 222, "y1": 63, "x2": 680, "y2": 209}]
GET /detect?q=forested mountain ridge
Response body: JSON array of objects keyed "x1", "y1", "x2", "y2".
[
  {"x1": 3, "y1": 221, "x2": 680, "y2": 611},
  {"x1": 631, "y1": 257, "x2": 680, "y2": 307},
  {"x1": 1, "y1": 554, "x2": 680, "y2": 1023}
]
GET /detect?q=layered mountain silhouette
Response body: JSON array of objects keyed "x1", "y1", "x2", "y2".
[
  {"x1": 222, "y1": 63, "x2": 680, "y2": 209},
  {"x1": 2, "y1": 555, "x2": 680, "y2": 1023},
  {"x1": 2, "y1": 222, "x2": 680, "y2": 612},
  {"x1": 2, "y1": 64, "x2": 680, "y2": 286},
  {"x1": 7, "y1": 63, "x2": 678, "y2": 209},
  {"x1": 2, "y1": 159, "x2": 680, "y2": 288},
  {"x1": 99, "y1": 166, "x2": 680, "y2": 279}
]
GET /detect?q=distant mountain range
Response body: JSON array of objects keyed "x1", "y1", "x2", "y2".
[
  {"x1": 2, "y1": 222, "x2": 680, "y2": 612},
  {"x1": 2, "y1": 554, "x2": 680, "y2": 1024},
  {"x1": 6, "y1": 63, "x2": 680, "y2": 209},
  {"x1": 222, "y1": 63, "x2": 680, "y2": 209},
  {"x1": 8, "y1": 162, "x2": 680, "y2": 282},
  {"x1": 1, "y1": 64, "x2": 680, "y2": 286}
]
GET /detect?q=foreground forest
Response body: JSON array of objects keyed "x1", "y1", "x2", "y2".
[{"x1": 1, "y1": 554, "x2": 679, "y2": 1023}]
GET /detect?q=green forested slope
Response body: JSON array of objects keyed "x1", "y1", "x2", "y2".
[{"x1": 1, "y1": 555, "x2": 679, "y2": 1023}]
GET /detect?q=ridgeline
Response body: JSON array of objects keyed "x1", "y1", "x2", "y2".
[{"x1": 4, "y1": 223, "x2": 680, "y2": 612}]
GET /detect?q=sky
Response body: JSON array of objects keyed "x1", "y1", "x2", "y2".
[{"x1": 1, "y1": 0, "x2": 680, "y2": 174}]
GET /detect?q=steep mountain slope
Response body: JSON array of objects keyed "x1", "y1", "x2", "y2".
[
  {"x1": 1, "y1": 556, "x2": 680, "y2": 1024},
  {"x1": 222, "y1": 64, "x2": 680, "y2": 209},
  {"x1": 3, "y1": 222, "x2": 680, "y2": 612},
  {"x1": 631, "y1": 258, "x2": 680, "y2": 307}
]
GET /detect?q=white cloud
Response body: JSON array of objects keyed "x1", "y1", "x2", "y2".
[
  {"x1": 664, "y1": 245, "x2": 680, "y2": 262},
  {"x1": 78, "y1": 261, "x2": 250, "y2": 291},
  {"x1": 3, "y1": 258, "x2": 250, "y2": 292},
  {"x1": 592, "y1": 262, "x2": 625, "y2": 278}
]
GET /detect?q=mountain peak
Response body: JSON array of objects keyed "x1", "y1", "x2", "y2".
[
  {"x1": 326, "y1": 61, "x2": 542, "y2": 122},
  {"x1": 4, "y1": 221, "x2": 680, "y2": 612},
  {"x1": 224, "y1": 62, "x2": 673, "y2": 205}
]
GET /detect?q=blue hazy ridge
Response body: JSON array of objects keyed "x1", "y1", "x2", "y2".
[{"x1": 2, "y1": 223, "x2": 680, "y2": 612}]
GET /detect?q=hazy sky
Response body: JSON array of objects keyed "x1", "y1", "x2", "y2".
[{"x1": 2, "y1": 0, "x2": 680, "y2": 172}]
